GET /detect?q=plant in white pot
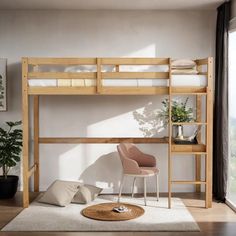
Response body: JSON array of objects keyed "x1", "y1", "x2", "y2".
[
  {"x1": 158, "y1": 98, "x2": 194, "y2": 138},
  {"x1": 0, "y1": 121, "x2": 22, "y2": 199}
]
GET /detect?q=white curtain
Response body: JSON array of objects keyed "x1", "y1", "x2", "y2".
[{"x1": 230, "y1": 0, "x2": 236, "y2": 31}]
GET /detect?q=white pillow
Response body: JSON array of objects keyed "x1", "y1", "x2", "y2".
[
  {"x1": 72, "y1": 184, "x2": 102, "y2": 204},
  {"x1": 172, "y1": 59, "x2": 196, "y2": 68}
]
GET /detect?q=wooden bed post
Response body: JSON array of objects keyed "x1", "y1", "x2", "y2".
[
  {"x1": 22, "y1": 58, "x2": 29, "y2": 207},
  {"x1": 205, "y1": 57, "x2": 213, "y2": 208},
  {"x1": 168, "y1": 58, "x2": 172, "y2": 209},
  {"x1": 97, "y1": 58, "x2": 102, "y2": 94},
  {"x1": 34, "y1": 95, "x2": 39, "y2": 192}
]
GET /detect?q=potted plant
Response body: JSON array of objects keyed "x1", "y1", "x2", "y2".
[
  {"x1": 158, "y1": 97, "x2": 194, "y2": 138},
  {"x1": 0, "y1": 121, "x2": 22, "y2": 199}
]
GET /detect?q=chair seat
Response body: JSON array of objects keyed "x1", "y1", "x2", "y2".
[{"x1": 140, "y1": 166, "x2": 159, "y2": 176}]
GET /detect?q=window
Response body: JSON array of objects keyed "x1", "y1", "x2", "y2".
[{"x1": 227, "y1": 30, "x2": 236, "y2": 208}]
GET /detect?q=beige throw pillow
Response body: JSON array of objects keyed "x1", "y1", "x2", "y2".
[
  {"x1": 171, "y1": 59, "x2": 196, "y2": 69},
  {"x1": 72, "y1": 184, "x2": 102, "y2": 204},
  {"x1": 38, "y1": 180, "x2": 80, "y2": 207}
]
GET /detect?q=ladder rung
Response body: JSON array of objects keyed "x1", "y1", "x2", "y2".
[
  {"x1": 171, "y1": 152, "x2": 207, "y2": 155},
  {"x1": 171, "y1": 181, "x2": 206, "y2": 185}
]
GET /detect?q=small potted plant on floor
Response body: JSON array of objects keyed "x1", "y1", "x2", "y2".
[{"x1": 0, "y1": 121, "x2": 22, "y2": 199}]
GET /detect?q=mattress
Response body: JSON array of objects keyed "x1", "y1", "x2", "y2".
[{"x1": 28, "y1": 75, "x2": 207, "y2": 87}]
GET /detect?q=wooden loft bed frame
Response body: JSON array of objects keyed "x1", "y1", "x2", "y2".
[{"x1": 22, "y1": 57, "x2": 213, "y2": 209}]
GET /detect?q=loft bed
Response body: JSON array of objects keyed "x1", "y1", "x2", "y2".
[{"x1": 22, "y1": 57, "x2": 213, "y2": 209}]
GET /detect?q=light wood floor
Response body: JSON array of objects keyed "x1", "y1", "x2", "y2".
[{"x1": 0, "y1": 192, "x2": 236, "y2": 236}]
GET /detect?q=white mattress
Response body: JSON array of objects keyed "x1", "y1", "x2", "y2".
[{"x1": 28, "y1": 75, "x2": 207, "y2": 87}]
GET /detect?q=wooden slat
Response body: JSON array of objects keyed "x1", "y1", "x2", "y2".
[
  {"x1": 28, "y1": 72, "x2": 96, "y2": 79},
  {"x1": 28, "y1": 58, "x2": 96, "y2": 65},
  {"x1": 22, "y1": 57, "x2": 29, "y2": 208},
  {"x1": 28, "y1": 87, "x2": 97, "y2": 95},
  {"x1": 33, "y1": 96, "x2": 39, "y2": 192},
  {"x1": 101, "y1": 58, "x2": 169, "y2": 65},
  {"x1": 171, "y1": 181, "x2": 206, "y2": 185},
  {"x1": 28, "y1": 86, "x2": 207, "y2": 96},
  {"x1": 172, "y1": 152, "x2": 207, "y2": 155},
  {"x1": 172, "y1": 87, "x2": 207, "y2": 94},
  {"x1": 97, "y1": 58, "x2": 102, "y2": 93},
  {"x1": 115, "y1": 65, "x2": 119, "y2": 72},
  {"x1": 39, "y1": 137, "x2": 168, "y2": 144},
  {"x1": 172, "y1": 122, "x2": 206, "y2": 125},
  {"x1": 100, "y1": 87, "x2": 168, "y2": 95},
  {"x1": 28, "y1": 164, "x2": 37, "y2": 178},
  {"x1": 198, "y1": 72, "x2": 208, "y2": 75},
  {"x1": 171, "y1": 144, "x2": 206, "y2": 153},
  {"x1": 102, "y1": 72, "x2": 169, "y2": 79},
  {"x1": 195, "y1": 58, "x2": 208, "y2": 66}
]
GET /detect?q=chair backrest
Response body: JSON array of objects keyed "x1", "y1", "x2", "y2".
[
  {"x1": 117, "y1": 143, "x2": 141, "y2": 165},
  {"x1": 117, "y1": 143, "x2": 155, "y2": 168}
]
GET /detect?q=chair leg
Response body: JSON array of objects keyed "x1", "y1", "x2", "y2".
[
  {"x1": 118, "y1": 175, "x2": 125, "y2": 203},
  {"x1": 132, "y1": 177, "x2": 136, "y2": 198},
  {"x1": 144, "y1": 177, "x2": 147, "y2": 206},
  {"x1": 156, "y1": 174, "x2": 159, "y2": 201}
]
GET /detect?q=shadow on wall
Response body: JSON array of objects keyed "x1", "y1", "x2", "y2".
[
  {"x1": 78, "y1": 150, "x2": 155, "y2": 194},
  {"x1": 133, "y1": 101, "x2": 167, "y2": 137},
  {"x1": 79, "y1": 151, "x2": 123, "y2": 193},
  {"x1": 6, "y1": 62, "x2": 22, "y2": 116}
]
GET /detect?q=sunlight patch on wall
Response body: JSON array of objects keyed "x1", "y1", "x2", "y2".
[
  {"x1": 58, "y1": 145, "x2": 86, "y2": 181},
  {"x1": 124, "y1": 44, "x2": 156, "y2": 57},
  {"x1": 86, "y1": 111, "x2": 142, "y2": 137}
]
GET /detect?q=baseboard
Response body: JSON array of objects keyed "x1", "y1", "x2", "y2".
[{"x1": 226, "y1": 198, "x2": 236, "y2": 213}]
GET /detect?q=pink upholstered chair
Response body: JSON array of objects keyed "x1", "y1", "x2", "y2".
[{"x1": 117, "y1": 143, "x2": 159, "y2": 206}]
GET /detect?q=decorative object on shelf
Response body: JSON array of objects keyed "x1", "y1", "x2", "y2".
[
  {"x1": 0, "y1": 121, "x2": 22, "y2": 199},
  {"x1": 0, "y1": 59, "x2": 7, "y2": 111},
  {"x1": 158, "y1": 97, "x2": 195, "y2": 139},
  {"x1": 174, "y1": 126, "x2": 201, "y2": 144}
]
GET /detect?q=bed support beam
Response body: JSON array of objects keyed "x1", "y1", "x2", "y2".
[
  {"x1": 38, "y1": 137, "x2": 168, "y2": 144},
  {"x1": 205, "y1": 57, "x2": 213, "y2": 208},
  {"x1": 34, "y1": 95, "x2": 39, "y2": 192},
  {"x1": 22, "y1": 58, "x2": 29, "y2": 208},
  {"x1": 28, "y1": 164, "x2": 37, "y2": 178}
]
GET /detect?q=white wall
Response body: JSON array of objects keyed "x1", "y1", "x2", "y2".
[{"x1": 0, "y1": 10, "x2": 216, "y2": 193}]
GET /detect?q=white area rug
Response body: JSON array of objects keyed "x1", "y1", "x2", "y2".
[{"x1": 2, "y1": 195, "x2": 199, "y2": 232}]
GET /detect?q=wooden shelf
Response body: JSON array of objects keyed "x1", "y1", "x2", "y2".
[
  {"x1": 171, "y1": 86, "x2": 207, "y2": 94},
  {"x1": 172, "y1": 122, "x2": 207, "y2": 125},
  {"x1": 171, "y1": 143, "x2": 206, "y2": 153}
]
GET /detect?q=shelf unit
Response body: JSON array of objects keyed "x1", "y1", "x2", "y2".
[
  {"x1": 168, "y1": 57, "x2": 213, "y2": 208},
  {"x1": 22, "y1": 57, "x2": 213, "y2": 209}
]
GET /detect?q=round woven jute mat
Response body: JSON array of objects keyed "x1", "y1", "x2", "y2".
[{"x1": 82, "y1": 203, "x2": 145, "y2": 221}]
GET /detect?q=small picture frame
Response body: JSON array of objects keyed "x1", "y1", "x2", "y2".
[{"x1": 0, "y1": 58, "x2": 7, "y2": 111}]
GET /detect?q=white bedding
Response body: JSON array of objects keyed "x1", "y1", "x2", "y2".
[
  {"x1": 28, "y1": 75, "x2": 207, "y2": 87},
  {"x1": 28, "y1": 65, "x2": 207, "y2": 87}
]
